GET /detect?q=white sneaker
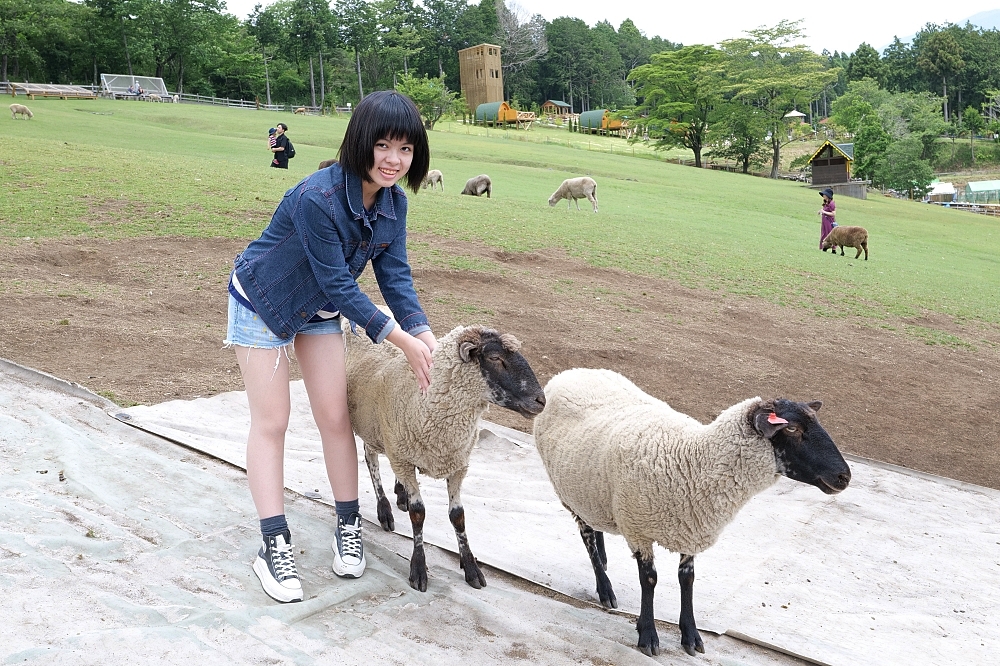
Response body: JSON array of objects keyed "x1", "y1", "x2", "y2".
[
  {"x1": 253, "y1": 531, "x2": 303, "y2": 603},
  {"x1": 332, "y1": 515, "x2": 366, "y2": 578}
]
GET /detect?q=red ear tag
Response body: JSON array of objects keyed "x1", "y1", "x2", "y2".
[{"x1": 767, "y1": 413, "x2": 788, "y2": 425}]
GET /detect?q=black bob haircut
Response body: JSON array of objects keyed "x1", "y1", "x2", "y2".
[{"x1": 337, "y1": 91, "x2": 430, "y2": 194}]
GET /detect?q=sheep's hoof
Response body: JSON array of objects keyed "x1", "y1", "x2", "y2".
[
  {"x1": 600, "y1": 595, "x2": 618, "y2": 610},
  {"x1": 460, "y1": 556, "x2": 487, "y2": 589},
  {"x1": 409, "y1": 556, "x2": 428, "y2": 592},
  {"x1": 376, "y1": 496, "x2": 394, "y2": 532},
  {"x1": 636, "y1": 630, "x2": 660, "y2": 656},
  {"x1": 681, "y1": 627, "x2": 705, "y2": 656}
]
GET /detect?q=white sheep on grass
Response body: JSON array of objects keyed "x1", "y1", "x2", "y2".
[
  {"x1": 549, "y1": 177, "x2": 598, "y2": 213},
  {"x1": 9, "y1": 104, "x2": 33, "y2": 120},
  {"x1": 422, "y1": 169, "x2": 444, "y2": 191},
  {"x1": 345, "y1": 321, "x2": 546, "y2": 591},
  {"x1": 533, "y1": 368, "x2": 852, "y2": 657}
]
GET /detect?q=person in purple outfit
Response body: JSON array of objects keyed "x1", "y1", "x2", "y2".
[{"x1": 818, "y1": 188, "x2": 837, "y2": 252}]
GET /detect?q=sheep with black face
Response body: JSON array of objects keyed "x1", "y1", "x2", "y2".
[
  {"x1": 533, "y1": 368, "x2": 851, "y2": 657},
  {"x1": 344, "y1": 322, "x2": 546, "y2": 592}
]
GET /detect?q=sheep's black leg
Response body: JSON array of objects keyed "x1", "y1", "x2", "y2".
[
  {"x1": 572, "y1": 511, "x2": 616, "y2": 608},
  {"x1": 678, "y1": 553, "x2": 704, "y2": 655},
  {"x1": 396, "y1": 467, "x2": 427, "y2": 591},
  {"x1": 863, "y1": 242, "x2": 869, "y2": 260},
  {"x1": 394, "y1": 479, "x2": 409, "y2": 511},
  {"x1": 595, "y1": 530, "x2": 607, "y2": 570},
  {"x1": 364, "y1": 445, "x2": 394, "y2": 532},
  {"x1": 447, "y1": 469, "x2": 486, "y2": 589},
  {"x1": 634, "y1": 550, "x2": 659, "y2": 656},
  {"x1": 839, "y1": 246, "x2": 845, "y2": 256}
]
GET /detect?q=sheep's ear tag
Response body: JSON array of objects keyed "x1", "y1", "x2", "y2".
[
  {"x1": 349, "y1": 320, "x2": 360, "y2": 337},
  {"x1": 767, "y1": 413, "x2": 788, "y2": 425}
]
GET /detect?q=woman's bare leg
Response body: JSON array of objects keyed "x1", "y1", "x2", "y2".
[
  {"x1": 294, "y1": 333, "x2": 358, "y2": 501},
  {"x1": 235, "y1": 345, "x2": 291, "y2": 519}
]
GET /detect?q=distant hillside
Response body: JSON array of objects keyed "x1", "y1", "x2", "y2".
[{"x1": 964, "y1": 8, "x2": 1000, "y2": 30}]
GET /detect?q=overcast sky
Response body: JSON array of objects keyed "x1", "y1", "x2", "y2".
[{"x1": 221, "y1": 0, "x2": 1000, "y2": 54}]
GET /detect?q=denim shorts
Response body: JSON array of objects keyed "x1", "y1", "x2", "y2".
[{"x1": 224, "y1": 294, "x2": 342, "y2": 349}]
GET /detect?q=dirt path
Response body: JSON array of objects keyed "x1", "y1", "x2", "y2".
[{"x1": 2, "y1": 235, "x2": 998, "y2": 489}]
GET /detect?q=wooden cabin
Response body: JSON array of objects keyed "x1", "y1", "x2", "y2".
[
  {"x1": 541, "y1": 100, "x2": 572, "y2": 117},
  {"x1": 577, "y1": 109, "x2": 623, "y2": 135},
  {"x1": 475, "y1": 101, "x2": 518, "y2": 126},
  {"x1": 458, "y1": 43, "x2": 503, "y2": 113},
  {"x1": 808, "y1": 141, "x2": 853, "y2": 185}
]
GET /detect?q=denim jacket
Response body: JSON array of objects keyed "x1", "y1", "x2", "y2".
[{"x1": 232, "y1": 163, "x2": 430, "y2": 343}]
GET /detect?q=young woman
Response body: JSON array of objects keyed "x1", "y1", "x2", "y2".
[
  {"x1": 818, "y1": 187, "x2": 837, "y2": 251},
  {"x1": 270, "y1": 123, "x2": 290, "y2": 169},
  {"x1": 226, "y1": 90, "x2": 436, "y2": 603}
]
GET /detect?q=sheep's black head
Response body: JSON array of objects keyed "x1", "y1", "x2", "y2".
[
  {"x1": 457, "y1": 327, "x2": 546, "y2": 418},
  {"x1": 752, "y1": 399, "x2": 851, "y2": 494}
]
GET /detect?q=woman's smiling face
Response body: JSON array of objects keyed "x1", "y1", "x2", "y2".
[{"x1": 368, "y1": 136, "x2": 414, "y2": 188}]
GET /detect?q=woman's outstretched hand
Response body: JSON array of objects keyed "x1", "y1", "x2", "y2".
[{"x1": 387, "y1": 327, "x2": 433, "y2": 392}]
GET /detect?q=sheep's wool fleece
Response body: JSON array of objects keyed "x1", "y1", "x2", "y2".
[
  {"x1": 534, "y1": 368, "x2": 780, "y2": 559},
  {"x1": 344, "y1": 324, "x2": 493, "y2": 480}
]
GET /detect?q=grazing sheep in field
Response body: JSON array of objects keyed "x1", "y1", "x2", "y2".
[
  {"x1": 9, "y1": 104, "x2": 32, "y2": 120},
  {"x1": 345, "y1": 322, "x2": 546, "y2": 592},
  {"x1": 294, "y1": 107, "x2": 306, "y2": 114},
  {"x1": 533, "y1": 368, "x2": 851, "y2": 657},
  {"x1": 318, "y1": 158, "x2": 338, "y2": 170},
  {"x1": 148, "y1": 93, "x2": 162, "y2": 102},
  {"x1": 461, "y1": 174, "x2": 492, "y2": 198},
  {"x1": 549, "y1": 177, "x2": 598, "y2": 213},
  {"x1": 822, "y1": 225, "x2": 869, "y2": 260},
  {"x1": 172, "y1": 94, "x2": 179, "y2": 103},
  {"x1": 422, "y1": 169, "x2": 444, "y2": 191}
]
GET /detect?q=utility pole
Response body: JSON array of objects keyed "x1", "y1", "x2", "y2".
[{"x1": 121, "y1": 15, "x2": 133, "y2": 76}]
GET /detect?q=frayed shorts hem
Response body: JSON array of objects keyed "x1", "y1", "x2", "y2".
[{"x1": 224, "y1": 294, "x2": 341, "y2": 349}]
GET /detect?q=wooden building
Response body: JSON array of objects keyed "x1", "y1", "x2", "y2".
[
  {"x1": 808, "y1": 141, "x2": 866, "y2": 199},
  {"x1": 541, "y1": 100, "x2": 572, "y2": 117},
  {"x1": 458, "y1": 43, "x2": 503, "y2": 113},
  {"x1": 475, "y1": 101, "x2": 518, "y2": 125},
  {"x1": 577, "y1": 109, "x2": 623, "y2": 135},
  {"x1": 808, "y1": 141, "x2": 853, "y2": 185}
]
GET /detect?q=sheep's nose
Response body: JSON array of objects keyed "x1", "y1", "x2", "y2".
[
  {"x1": 533, "y1": 394, "x2": 547, "y2": 410},
  {"x1": 837, "y1": 471, "x2": 851, "y2": 488}
]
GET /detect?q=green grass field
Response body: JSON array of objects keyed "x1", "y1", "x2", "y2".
[{"x1": 3, "y1": 97, "x2": 998, "y2": 329}]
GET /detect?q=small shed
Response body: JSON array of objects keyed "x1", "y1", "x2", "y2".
[
  {"x1": 964, "y1": 180, "x2": 1000, "y2": 204},
  {"x1": 577, "y1": 109, "x2": 623, "y2": 135},
  {"x1": 808, "y1": 141, "x2": 853, "y2": 186},
  {"x1": 475, "y1": 101, "x2": 518, "y2": 125},
  {"x1": 927, "y1": 181, "x2": 957, "y2": 203},
  {"x1": 541, "y1": 100, "x2": 572, "y2": 117}
]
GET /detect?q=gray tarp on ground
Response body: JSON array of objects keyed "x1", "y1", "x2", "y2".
[
  {"x1": 113, "y1": 381, "x2": 1000, "y2": 666},
  {"x1": 0, "y1": 361, "x2": 811, "y2": 666}
]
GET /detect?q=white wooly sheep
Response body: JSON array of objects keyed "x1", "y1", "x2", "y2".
[
  {"x1": 422, "y1": 169, "x2": 443, "y2": 190},
  {"x1": 549, "y1": 176, "x2": 598, "y2": 213},
  {"x1": 533, "y1": 368, "x2": 852, "y2": 657},
  {"x1": 148, "y1": 93, "x2": 162, "y2": 102},
  {"x1": 172, "y1": 94, "x2": 179, "y2": 103},
  {"x1": 461, "y1": 174, "x2": 491, "y2": 198},
  {"x1": 344, "y1": 321, "x2": 546, "y2": 592},
  {"x1": 9, "y1": 104, "x2": 33, "y2": 120}
]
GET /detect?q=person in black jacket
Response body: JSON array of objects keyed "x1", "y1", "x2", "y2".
[{"x1": 270, "y1": 123, "x2": 289, "y2": 169}]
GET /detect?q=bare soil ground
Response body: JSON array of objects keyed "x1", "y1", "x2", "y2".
[{"x1": 2, "y1": 235, "x2": 998, "y2": 489}]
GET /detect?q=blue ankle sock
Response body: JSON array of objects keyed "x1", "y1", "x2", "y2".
[
  {"x1": 260, "y1": 514, "x2": 288, "y2": 537},
  {"x1": 335, "y1": 499, "x2": 360, "y2": 522}
]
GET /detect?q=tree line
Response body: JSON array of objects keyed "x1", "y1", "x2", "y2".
[
  {"x1": 627, "y1": 19, "x2": 1000, "y2": 188},
  {"x1": 0, "y1": 0, "x2": 674, "y2": 109}
]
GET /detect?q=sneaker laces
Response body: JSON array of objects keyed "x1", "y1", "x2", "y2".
[
  {"x1": 271, "y1": 536, "x2": 299, "y2": 581},
  {"x1": 339, "y1": 518, "x2": 363, "y2": 562}
]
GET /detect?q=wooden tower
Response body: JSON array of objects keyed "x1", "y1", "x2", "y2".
[{"x1": 458, "y1": 43, "x2": 503, "y2": 113}]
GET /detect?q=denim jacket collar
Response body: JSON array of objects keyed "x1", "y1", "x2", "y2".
[{"x1": 344, "y1": 169, "x2": 398, "y2": 223}]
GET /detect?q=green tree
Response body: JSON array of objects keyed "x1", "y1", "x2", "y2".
[
  {"x1": 963, "y1": 105, "x2": 985, "y2": 161},
  {"x1": 847, "y1": 42, "x2": 884, "y2": 86},
  {"x1": 628, "y1": 44, "x2": 722, "y2": 167},
  {"x1": 876, "y1": 135, "x2": 934, "y2": 197},
  {"x1": 917, "y1": 29, "x2": 964, "y2": 121},
  {"x1": 721, "y1": 20, "x2": 839, "y2": 178},
  {"x1": 852, "y1": 107, "x2": 891, "y2": 181},
  {"x1": 395, "y1": 72, "x2": 459, "y2": 128},
  {"x1": 706, "y1": 102, "x2": 769, "y2": 173},
  {"x1": 830, "y1": 77, "x2": 890, "y2": 133}
]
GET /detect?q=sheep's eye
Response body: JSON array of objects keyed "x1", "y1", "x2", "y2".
[{"x1": 784, "y1": 426, "x2": 798, "y2": 434}]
